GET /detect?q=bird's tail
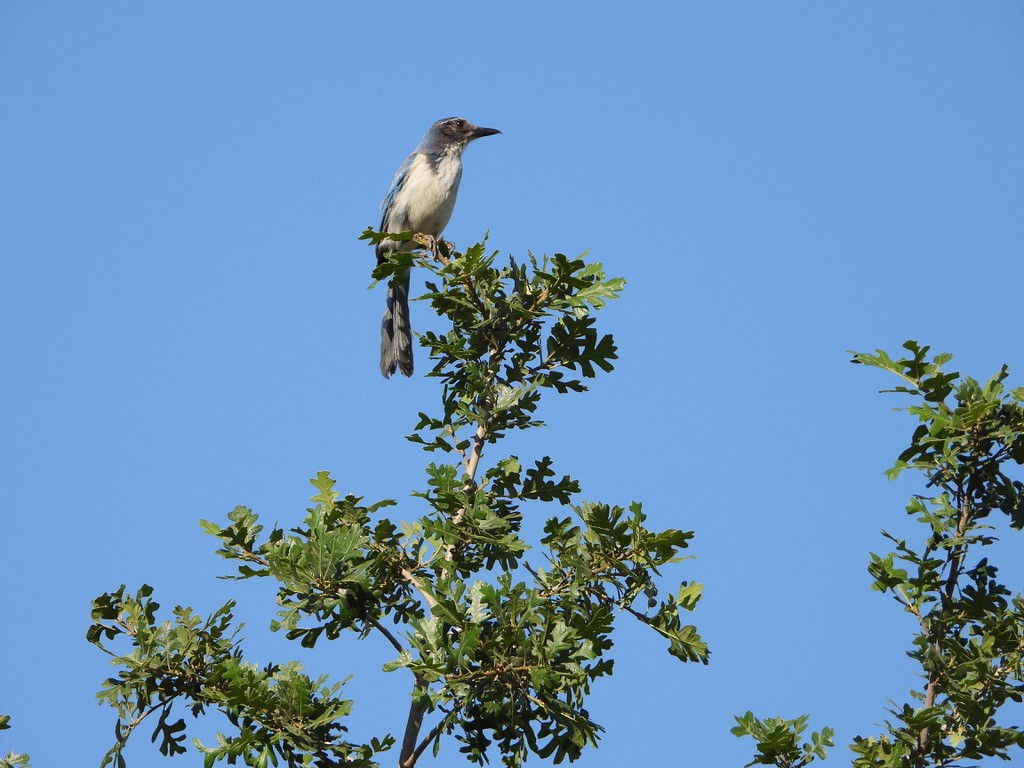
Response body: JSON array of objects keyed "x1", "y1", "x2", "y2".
[{"x1": 380, "y1": 267, "x2": 413, "y2": 377}]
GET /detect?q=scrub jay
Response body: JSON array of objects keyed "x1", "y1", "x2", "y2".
[{"x1": 376, "y1": 117, "x2": 501, "y2": 378}]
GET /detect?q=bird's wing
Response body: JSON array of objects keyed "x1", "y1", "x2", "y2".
[{"x1": 379, "y1": 153, "x2": 414, "y2": 230}]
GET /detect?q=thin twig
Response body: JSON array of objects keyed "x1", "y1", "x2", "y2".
[{"x1": 367, "y1": 615, "x2": 405, "y2": 655}]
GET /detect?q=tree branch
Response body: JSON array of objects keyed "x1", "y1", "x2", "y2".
[
  {"x1": 399, "y1": 674, "x2": 431, "y2": 768},
  {"x1": 918, "y1": 487, "x2": 974, "y2": 764},
  {"x1": 401, "y1": 568, "x2": 437, "y2": 610},
  {"x1": 367, "y1": 615, "x2": 406, "y2": 655},
  {"x1": 406, "y1": 706, "x2": 459, "y2": 768}
]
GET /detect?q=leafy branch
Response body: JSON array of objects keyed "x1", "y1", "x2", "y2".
[
  {"x1": 851, "y1": 341, "x2": 1024, "y2": 767},
  {"x1": 88, "y1": 584, "x2": 389, "y2": 768},
  {"x1": 0, "y1": 716, "x2": 30, "y2": 768},
  {"x1": 731, "y1": 712, "x2": 834, "y2": 768}
]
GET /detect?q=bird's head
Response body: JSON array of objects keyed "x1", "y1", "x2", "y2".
[{"x1": 426, "y1": 117, "x2": 501, "y2": 147}]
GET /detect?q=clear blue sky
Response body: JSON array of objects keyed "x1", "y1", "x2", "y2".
[{"x1": 2, "y1": 3, "x2": 1023, "y2": 766}]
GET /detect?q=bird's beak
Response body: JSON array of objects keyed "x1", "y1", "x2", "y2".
[{"x1": 471, "y1": 126, "x2": 501, "y2": 140}]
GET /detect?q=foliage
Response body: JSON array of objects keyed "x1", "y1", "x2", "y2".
[
  {"x1": 0, "y1": 716, "x2": 30, "y2": 768},
  {"x1": 735, "y1": 341, "x2": 1024, "y2": 768},
  {"x1": 89, "y1": 235, "x2": 707, "y2": 768},
  {"x1": 731, "y1": 712, "x2": 834, "y2": 768},
  {"x1": 89, "y1": 585, "x2": 380, "y2": 768}
]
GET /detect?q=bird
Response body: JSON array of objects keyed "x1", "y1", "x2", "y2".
[{"x1": 376, "y1": 117, "x2": 501, "y2": 378}]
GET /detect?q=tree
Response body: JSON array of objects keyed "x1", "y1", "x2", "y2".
[
  {"x1": 87, "y1": 236, "x2": 709, "y2": 768},
  {"x1": 84, "y1": 235, "x2": 1024, "y2": 767},
  {"x1": 735, "y1": 341, "x2": 1024, "y2": 767}
]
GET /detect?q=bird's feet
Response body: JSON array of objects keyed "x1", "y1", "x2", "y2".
[
  {"x1": 413, "y1": 234, "x2": 455, "y2": 263},
  {"x1": 412, "y1": 232, "x2": 434, "y2": 250}
]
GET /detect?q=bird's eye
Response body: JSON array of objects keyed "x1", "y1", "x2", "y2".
[{"x1": 455, "y1": 120, "x2": 465, "y2": 128}]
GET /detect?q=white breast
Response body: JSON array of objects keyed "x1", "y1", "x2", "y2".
[{"x1": 390, "y1": 149, "x2": 464, "y2": 237}]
